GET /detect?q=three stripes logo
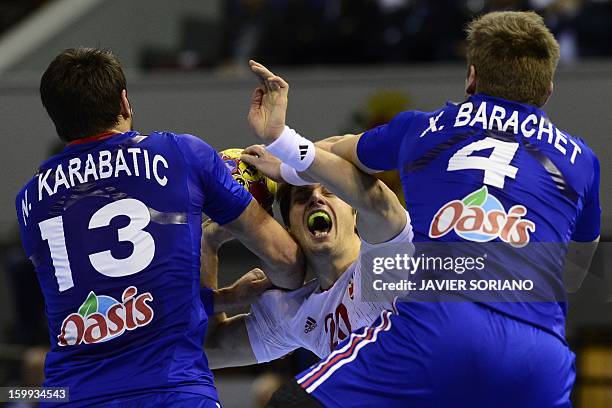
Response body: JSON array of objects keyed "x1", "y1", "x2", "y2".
[
  {"x1": 304, "y1": 316, "x2": 318, "y2": 333},
  {"x1": 299, "y1": 145, "x2": 309, "y2": 161}
]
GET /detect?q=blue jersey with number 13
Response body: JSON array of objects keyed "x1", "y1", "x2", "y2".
[{"x1": 16, "y1": 131, "x2": 252, "y2": 406}]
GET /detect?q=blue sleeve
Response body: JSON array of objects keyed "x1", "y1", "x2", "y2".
[
  {"x1": 356, "y1": 111, "x2": 416, "y2": 171},
  {"x1": 572, "y1": 155, "x2": 601, "y2": 242},
  {"x1": 175, "y1": 134, "x2": 253, "y2": 225},
  {"x1": 200, "y1": 287, "x2": 215, "y2": 316}
]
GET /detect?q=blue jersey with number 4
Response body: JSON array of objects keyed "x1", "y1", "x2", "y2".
[
  {"x1": 357, "y1": 93, "x2": 600, "y2": 341},
  {"x1": 15, "y1": 131, "x2": 252, "y2": 406}
]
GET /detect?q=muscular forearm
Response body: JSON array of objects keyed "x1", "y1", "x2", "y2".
[
  {"x1": 213, "y1": 286, "x2": 254, "y2": 315},
  {"x1": 226, "y1": 200, "x2": 305, "y2": 289},
  {"x1": 315, "y1": 135, "x2": 348, "y2": 152},
  {"x1": 200, "y1": 244, "x2": 220, "y2": 289}
]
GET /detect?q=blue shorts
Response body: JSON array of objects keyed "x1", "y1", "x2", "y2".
[
  {"x1": 296, "y1": 303, "x2": 575, "y2": 408},
  {"x1": 87, "y1": 392, "x2": 221, "y2": 408}
]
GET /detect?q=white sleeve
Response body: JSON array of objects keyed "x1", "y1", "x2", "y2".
[
  {"x1": 245, "y1": 291, "x2": 299, "y2": 363},
  {"x1": 361, "y1": 210, "x2": 414, "y2": 249}
]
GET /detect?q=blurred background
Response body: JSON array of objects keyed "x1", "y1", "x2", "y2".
[{"x1": 0, "y1": 0, "x2": 611, "y2": 406}]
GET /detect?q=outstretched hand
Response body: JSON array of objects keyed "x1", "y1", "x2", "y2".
[
  {"x1": 241, "y1": 145, "x2": 284, "y2": 183},
  {"x1": 247, "y1": 60, "x2": 289, "y2": 144}
]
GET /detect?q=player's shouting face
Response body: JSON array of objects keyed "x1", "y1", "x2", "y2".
[{"x1": 282, "y1": 185, "x2": 357, "y2": 256}]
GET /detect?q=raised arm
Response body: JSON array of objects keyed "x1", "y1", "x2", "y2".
[
  {"x1": 327, "y1": 133, "x2": 377, "y2": 174},
  {"x1": 242, "y1": 145, "x2": 406, "y2": 244},
  {"x1": 243, "y1": 61, "x2": 406, "y2": 244}
]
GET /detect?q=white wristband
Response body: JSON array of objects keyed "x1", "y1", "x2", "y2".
[
  {"x1": 265, "y1": 126, "x2": 315, "y2": 172},
  {"x1": 280, "y1": 163, "x2": 315, "y2": 186}
]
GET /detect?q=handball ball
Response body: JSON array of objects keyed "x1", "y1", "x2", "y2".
[{"x1": 220, "y1": 148, "x2": 277, "y2": 213}]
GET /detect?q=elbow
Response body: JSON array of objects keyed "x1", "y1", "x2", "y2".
[
  {"x1": 360, "y1": 181, "x2": 392, "y2": 214},
  {"x1": 267, "y1": 246, "x2": 305, "y2": 290},
  {"x1": 267, "y1": 265, "x2": 305, "y2": 290}
]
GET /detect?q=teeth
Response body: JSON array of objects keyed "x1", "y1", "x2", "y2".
[{"x1": 314, "y1": 231, "x2": 329, "y2": 238}]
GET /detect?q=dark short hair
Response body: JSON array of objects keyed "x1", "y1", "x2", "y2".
[
  {"x1": 276, "y1": 183, "x2": 295, "y2": 227},
  {"x1": 40, "y1": 48, "x2": 127, "y2": 142}
]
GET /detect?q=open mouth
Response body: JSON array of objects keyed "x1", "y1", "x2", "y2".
[{"x1": 307, "y1": 210, "x2": 333, "y2": 238}]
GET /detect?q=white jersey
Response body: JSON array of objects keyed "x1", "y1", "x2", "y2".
[{"x1": 245, "y1": 212, "x2": 413, "y2": 361}]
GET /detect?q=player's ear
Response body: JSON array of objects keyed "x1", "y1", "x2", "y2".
[
  {"x1": 120, "y1": 89, "x2": 132, "y2": 119},
  {"x1": 465, "y1": 65, "x2": 476, "y2": 95},
  {"x1": 542, "y1": 81, "x2": 554, "y2": 107}
]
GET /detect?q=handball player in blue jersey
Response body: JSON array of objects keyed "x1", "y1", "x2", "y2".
[
  {"x1": 246, "y1": 11, "x2": 600, "y2": 408},
  {"x1": 14, "y1": 48, "x2": 305, "y2": 407}
]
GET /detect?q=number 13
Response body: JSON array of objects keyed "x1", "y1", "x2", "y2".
[{"x1": 39, "y1": 198, "x2": 155, "y2": 292}]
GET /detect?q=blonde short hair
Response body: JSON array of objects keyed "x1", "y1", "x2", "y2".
[{"x1": 466, "y1": 11, "x2": 560, "y2": 107}]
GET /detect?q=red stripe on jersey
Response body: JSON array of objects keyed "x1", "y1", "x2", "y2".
[{"x1": 67, "y1": 131, "x2": 119, "y2": 146}]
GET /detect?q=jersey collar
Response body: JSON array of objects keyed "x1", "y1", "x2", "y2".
[
  {"x1": 39, "y1": 131, "x2": 139, "y2": 171},
  {"x1": 66, "y1": 131, "x2": 120, "y2": 146},
  {"x1": 467, "y1": 93, "x2": 548, "y2": 118}
]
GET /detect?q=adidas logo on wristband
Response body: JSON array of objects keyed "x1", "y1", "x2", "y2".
[{"x1": 299, "y1": 145, "x2": 309, "y2": 160}]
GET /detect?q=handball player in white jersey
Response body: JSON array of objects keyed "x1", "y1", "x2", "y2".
[{"x1": 201, "y1": 147, "x2": 412, "y2": 367}]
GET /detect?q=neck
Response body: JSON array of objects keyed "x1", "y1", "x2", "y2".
[
  {"x1": 110, "y1": 123, "x2": 130, "y2": 134},
  {"x1": 307, "y1": 235, "x2": 361, "y2": 290},
  {"x1": 112, "y1": 116, "x2": 132, "y2": 134}
]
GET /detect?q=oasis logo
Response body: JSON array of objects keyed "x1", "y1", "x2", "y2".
[
  {"x1": 429, "y1": 186, "x2": 535, "y2": 247},
  {"x1": 57, "y1": 286, "x2": 154, "y2": 346}
]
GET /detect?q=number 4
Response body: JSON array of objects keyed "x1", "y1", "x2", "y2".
[{"x1": 447, "y1": 137, "x2": 519, "y2": 188}]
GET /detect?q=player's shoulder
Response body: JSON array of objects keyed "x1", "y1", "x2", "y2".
[
  {"x1": 388, "y1": 108, "x2": 444, "y2": 128},
  {"x1": 147, "y1": 131, "x2": 210, "y2": 149},
  {"x1": 389, "y1": 104, "x2": 457, "y2": 140},
  {"x1": 553, "y1": 126, "x2": 600, "y2": 182},
  {"x1": 563, "y1": 130, "x2": 598, "y2": 164},
  {"x1": 148, "y1": 131, "x2": 219, "y2": 167},
  {"x1": 408, "y1": 101, "x2": 457, "y2": 121},
  {"x1": 360, "y1": 210, "x2": 414, "y2": 250}
]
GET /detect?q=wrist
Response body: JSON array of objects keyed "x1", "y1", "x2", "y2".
[
  {"x1": 266, "y1": 126, "x2": 315, "y2": 171},
  {"x1": 280, "y1": 163, "x2": 316, "y2": 186},
  {"x1": 263, "y1": 125, "x2": 286, "y2": 144},
  {"x1": 213, "y1": 287, "x2": 233, "y2": 314}
]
